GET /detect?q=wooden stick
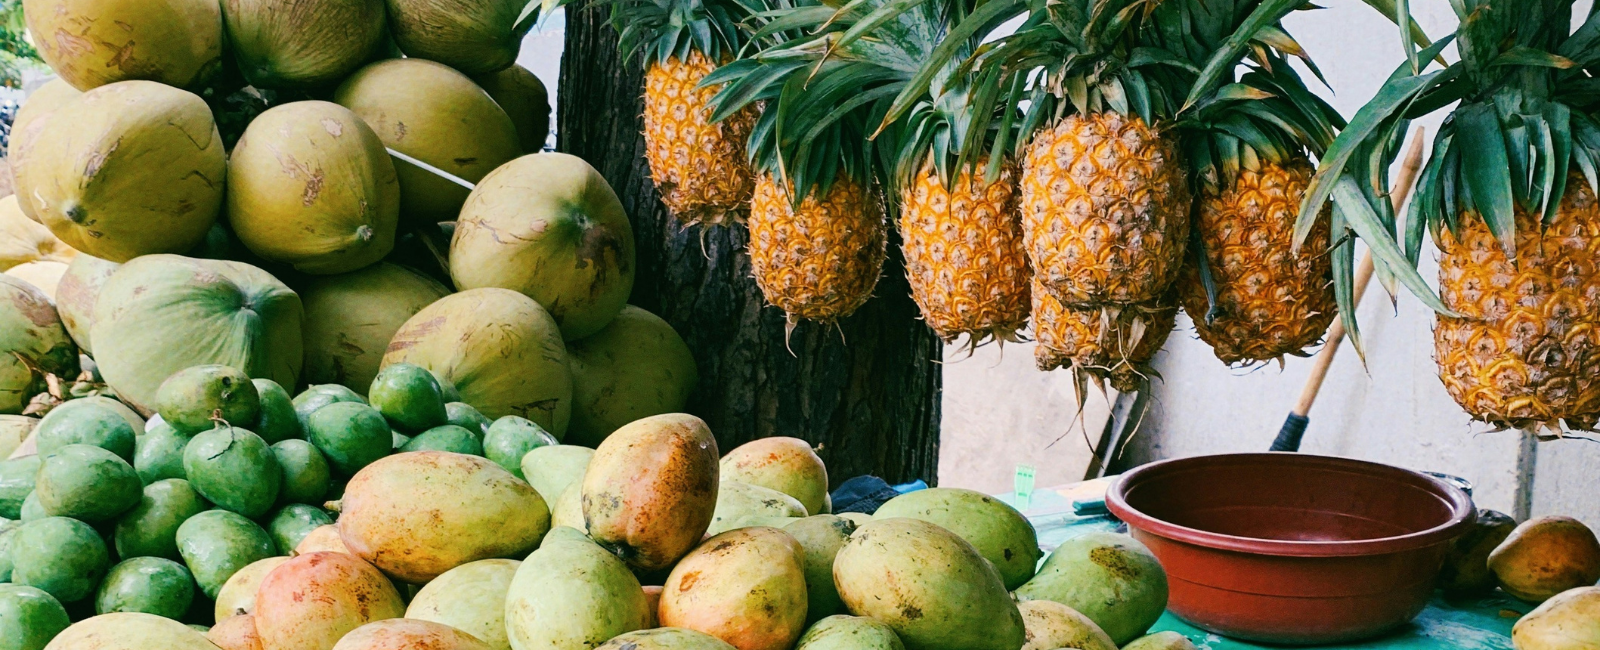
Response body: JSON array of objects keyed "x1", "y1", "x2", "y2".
[{"x1": 1291, "y1": 128, "x2": 1428, "y2": 418}]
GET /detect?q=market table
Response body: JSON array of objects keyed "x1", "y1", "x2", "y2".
[{"x1": 999, "y1": 479, "x2": 1534, "y2": 650}]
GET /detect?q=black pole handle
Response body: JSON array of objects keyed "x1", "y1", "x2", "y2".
[{"x1": 1271, "y1": 413, "x2": 1309, "y2": 452}]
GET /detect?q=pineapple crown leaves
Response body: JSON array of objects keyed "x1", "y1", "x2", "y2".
[{"x1": 605, "y1": 0, "x2": 763, "y2": 64}]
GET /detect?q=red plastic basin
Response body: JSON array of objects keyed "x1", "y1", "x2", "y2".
[{"x1": 1105, "y1": 453, "x2": 1476, "y2": 645}]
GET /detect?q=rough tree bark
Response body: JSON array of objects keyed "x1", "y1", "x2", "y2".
[{"x1": 557, "y1": 2, "x2": 942, "y2": 486}]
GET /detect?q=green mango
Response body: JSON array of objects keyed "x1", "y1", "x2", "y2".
[
  {"x1": 595, "y1": 628, "x2": 737, "y2": 650},
  {"x1": 873, "y1": 488, "x2": 1041, "y2": 590},
  {"x1": 445, "y1": 402, "x2": 491, "y2": 439},
  {"x1": 505, "y1": 527, "x2": 650, "y2": 650},
  {"x1": 34, "y1": 396, "x2": 142, "y2": 462},
  {"x1": 707, "y1": 481, "x2": 807, "y2": 537},
  {"x1": 291, "y1": 384, "x2": 367, "y2": 431},
  {"x1": 304, "y1": 401, "x2": 391, "y2": 477},
  {"x1": 94, "y1": 557, "x2": 195, "y2": 619},
  {"x1": 519, "y1": 445, "x2": 592, "y2": 506},
  {"x1": 483, "y1": 416, "x2": 558, "y2": 478},
  {"x1": 0, "y1": 456, "x2": 41, "y2": 519},
  {"x1": 369, "y1": 363, "x2": 448, "y2": 434},
  {"x1": 834, "y1": 518, "x2": 1024, "y2": 650},
  {"x1": 36, "y1": 444, "x2": 141, "y2": 523},
  {"x1": 266, "y1": 504, "x2": 332, "y2": 555},
  {"x1": 0, "y1": 584, "x2": 70, "y2": 650},
  {"x1": 269, "y1": 439, "x2": 329, "y2": 505},
  {"x1": 785, "y1": 515, "x2": 857, "y2": 622},
  {"x1": 251, "y1": 379, "x2": 300, "y2": 444},
  {"x1": 174, "y1": 510, "x2": 276, "y2": 600},
  {"x1": 133, "y1": 427, "x2": 192, "y2": 485},
  {"x1": 155, "y1": 365, "x2": 261, "y2": 435},
  {"x1": 8, "y1": 517, "x2": 110, "y2": 603},
  {"x1": 113, "y1": 479, "x2": 209, "y2": 561},
  {"x1": 406, "y1": 559, "x2": 521, "y2": 650},
  {"x1": 0, "y1": 522, "x2": 18, "y2": 582},
  {"x1": 401, "y1": 425, "x2": 483, "y2": 455},
  {"x1": 16, "y1": 493, "x2": 41, "y2": 522},
  {"x1": 1012, "y1": 531, "x2": 1168, "y2": 645},
  {"x1": 182, "y1": 427, "x2": 280, "y2": 519},
  {"x1": 796, "y1": 616, "x2": 906, "y2": 650}
]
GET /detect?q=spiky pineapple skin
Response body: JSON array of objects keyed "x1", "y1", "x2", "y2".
[
  {"x1": 1033, "y1": 279, "x2": 1177, "y2": 392},
  {"x1": 1434, "y1": 175, "x2": 1600, "y2": 432},
  {"x1": 748, "y1": 174, "x2": 886, "y2": 323},
  {"x1": 1021, "y1": 112, "x2": 1191, "y2": 308},
  {"x1": 1179, "y1": 160, "x2": 1336, "y2": 365},
  {"x1": 643, "y1": 51, "x2": 758, "y2": 226},
  {"x1": 899, "y1": 160, "x2": 1031, "y2": 344}
]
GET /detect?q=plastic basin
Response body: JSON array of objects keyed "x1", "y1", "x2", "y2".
[{"x1": 1105, "y1": 453, "x2": 1476, "y2": 645}]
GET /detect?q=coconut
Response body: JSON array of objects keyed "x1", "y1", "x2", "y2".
[
  {"x1": 451, "y1": 153, "x2": 635, "y2": 340},
  {"x1": 0, "y1": 196, "x2": 76, "y2": 271},
  {"x1": 566, "y1": 306, "x2": 696, "y2": 446},
  {"x1": 334, "y1": 59, "x2": 520, "y2": 227},
  {"x1": 90, "y1": 255, "x2": 302, "y2": 415},
  {"x1": 54, "y1": 254, "x2": 120, "y2": 356},
  {"x1": 385, "y1": 0, "x2": 532, "y2": 76},
  {"x1": 227, "y1": 101, "x2": 400, "y2": 275},
  {"x1": 5, "y1": 261, "x2": 68, "y2": 300},
  {"x1": 301, "y1": 262, "x2": 450, "y2": 391},
  {"x1": 0, "y1": 275, "x2": 78, "y2": 414},
  {"x1": 16, "y1": 81, "x2": 226, "y2": 263},
  {"x1": 23, "y1": 0, "x2": 223, "y2": 91},
  {"x1": 474, "y1": 65, "x2": 550, "y2": 154},
  {"x1": 9, "y1": 80, "x2": 82, "y2": 221},
  {"x1": 222, "y1": 0, "x2": 387, "y2": 89},
  {"x1": 382, "y1": 288, "x2": 572, "y2": 434}
]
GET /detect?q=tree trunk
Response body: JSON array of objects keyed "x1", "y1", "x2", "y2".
[{"x1": 557, "y1": 3, "x2": 942, "y2": 486}]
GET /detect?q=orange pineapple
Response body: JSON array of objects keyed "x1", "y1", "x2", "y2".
[
  {"x1": 747, "y1": 175, "x2": 886, "y2": 324},
  {"x1": 642, "y1": 51, "x2": 758, "y2": 226}
]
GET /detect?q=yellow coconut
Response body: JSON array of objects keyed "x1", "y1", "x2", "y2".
[
  {"x1": 300, "y1": 262, "x2": 450, "y2": 391},
  {"x1": 0, "y1": 195, "x2": 76, "y2": 270},
  {"x1": 222, "y1": 0, "x2": 387, "y2": 89},
  {"x1": 227, "y1": 101, "x2": 399, "y2": 275},
  {"x1": 23, "y1": 0, "x2": 223, "y2": 91},
  {"x1": 382, "y1": 288, "x2": 572, "y2": 433},
  {"x1": 0, "y1": 275, "x2": 78, "y2": 414},
  {"x1": 385, "y1": 0, "x2": 532, "y2": 76},
  {"x1": 9, "y1": 80, "x2": 82, "y2": 222},
  {"x1": 6, "y1": 261, "x2": 68, "y2": 300},
  {"x1": 54, "y1": 253, "x2": 119, "y2": 355},
  {"x1": 474, "y1": 65, "x2": 550, "y2": 154},
  {"x1": 335, "y1": 59, "x2": 520, "y2": 226},
  {"x1": 16, "y1": 81, "x2": 225, "y2": 263}
]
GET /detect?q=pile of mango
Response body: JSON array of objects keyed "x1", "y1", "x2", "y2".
[{"x1": 0, "y1": 363, "x2": 1182, "y2": 650}]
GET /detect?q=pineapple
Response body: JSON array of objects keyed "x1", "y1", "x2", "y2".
[
  {"x1": 1033, "y1": 279, "x2": 1178, "y2": 392},
  {"x1": 748, "y1": 174, "x2": 887, "y2": 324}
]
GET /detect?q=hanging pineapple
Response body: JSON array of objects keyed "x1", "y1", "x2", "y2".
[
  {"x1": 608, "y1": 0, "x2": 760, "y2": 226},
  {"x1": 1307, "y1": 0, "x2": 1600, "y2": 434},
  {"x1": 1033, "y1": 280, "x2": 1177, "y2": 392}
]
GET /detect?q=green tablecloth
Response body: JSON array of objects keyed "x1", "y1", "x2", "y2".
[{"x1": 999, "y1": 479, "x2": 1533, "y2": 650}]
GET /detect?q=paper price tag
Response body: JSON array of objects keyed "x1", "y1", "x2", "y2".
[{"x1": 1014, "y1": 464, "x2": 1036, "y2": 510}]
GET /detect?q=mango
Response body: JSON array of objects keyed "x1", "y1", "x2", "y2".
[
  {"x1": 251, "y1": 379, "x2": 300, "y2": 444},
  {"x1": 36, "y1": 444, "x2": 141, "y2": 522},
  {"x1": 174, "y1": 510, "x2": 276, "y2": 600},
  {"x1": 1512, "y1": 585, "x2": 1600, "y2": 649},
  {"x1": 156, "y1": 365, "x2": 261, "y2": 435},
  {"x1": 873, "y1": 488, "x2": 1040, "y2": 590},
  {"x1": 643, "y1": 585, "x2": 663, "y2": 628},
  {"x1": 0, "y1": 523, "x2": 18, "y2": 582},
  {"x1": 113, "y1": 478, "x2": 209, "y2": 560},
  {"x1": 295, "y1": 525, "x2": 350, "y2": 555},
  {"x1": 1121, "y1": 632, "x2": 1197, "y2": 650},
  {"x1": 183, "y1": 427, "x2": 281, "y2": 519},
  {"x1": 93, "y1": 557, "x2": 195, "y2": 619},
  {"x1": 660, "y1": 527, "x2": 809, "y2": 650},
  {"x1": 833, "y1": 518, "x2": 1024, "y2": 650},
  {"x1": 794, "y1": 616, "x2": 905, "y2": 650},
  {"x1": 41, "y1": 612, "x2": 221, "y2": 650},
  {"x1": 401, "y1": 425, "x2": 484, "y2": 456},
  {"x1": 133, "y1": 426, "x2": 192, "y2": 485},
  {"x1": 583, "y1": 413, "x2": 719, "y2": 571},
  {"x1": 707, "y1": 481, "x2": 807, "y2": 537},
  {"x1": 331, "y1": 619, "x2": 489, "y2": 650},
  {"x1": 520, "y1": 445, "x2": 593, "y2": 505},
  {"x1": 368, "y1": 364, "x2": 447, "y2": 434},
  {"x1": 550, "y1": 486, "x2": 586, "y2": 533},
  {"x1": 1013, "y1": 531, "x2": 1167, "y2": 645},
  {"x1": 504, "y1": 526, "x2": 651, "y2": 650},
  {"x1": 445, "y1": 403, "x2": 491, "y2": 439},
  {"x1": 270, "y1": 440, "x2": 330, "y2": 506},
  {"x1": 292, "y1": 385, "x2": 366, "y2": 431},
  {"x1": 214, "y1": 557, "x2": 289, "y2": 622},
  {"x1": 784, "y1": 516, "x2": 856, "y2": 621},
  {"x1": 405, "y1": 559, "x2": 519, "y2": 650},
  {"x1": 0, "y1": 455, "x2": 40, "y2": 518},
  {"x1": 338, "y1": 451, "x2": 549, "y2": 583},
  {"x1": 34, "y1": 397, "x2": 141, "y2": 461},
  {"x1": 209, "y1": 615, "x2": 263, "y2": 650},
  {"x1": 595, "y1": 629, "x2": 737, "y2": 650},
  {"x1": 253, "y1": 552, "x2": 404, "y2": 650},
  {"x1": 1490, "y1": 516, "x2": 1600, "y2": 603},
  {"x1": 1440, "y1": 509, "x2": 1517, "y2": 598},
  {"x1": 268, "y1": 505, "x2": 333, "y2": 555},
  {"x1": 484, "y1": 416, "x2": 559, "y2": 475},
  {"x1": 305, "y1": 402, "x2": 391, "y2": 478},
  {"x1": 1017, "y1": 600, "x2": 1115, "y2": 650},
  {"x1": 0, "y1": 584, "x2": 71, "y2": 650},
  {"x1": 720, "y1": 438, "x2": 828, "y2": 516}
]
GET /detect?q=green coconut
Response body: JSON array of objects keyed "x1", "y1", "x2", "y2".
[
  {"x1": 23, "y1": 0, "x2": 223, "y2": 91},
  {"x1": 475, "y1": 64, "x2": 551, "y2": 154},
  {"x1": 385, "y1": 0, "x2": 533, "y2": 76},
  {"x1": 566, "y1": 306, "x2": 696, "y2": 445},
  {"x1": 335, "y1": 58, "x2": 520, "y2": 226},
  {"x1": 90, "y1": 255, "x2": 303, "y2": 415},
  {"x1": 300, "y1": 262, "x2": 449, "y2": 391},
  {"x1": 0, "y1": 275, "x2": 78, "y2": 415},
  {"x1": 222, "y1": 0, "x2": 388, "y2": 89},
  {"x1": 382, "y1": 288, "x2": 572, "y2": 434},
  {"x1": 451, "y1": 153, "x2": 635, "y2": 340},
  {"x1": 227, "y1": 101, "x2": 400, "y2": 275},
  {"x1": 15, "y1": 81, "x2": 225, "y2": 263},
  {"x1": 8, "y1": 80, "x2": 81, "y2": 220},
  {"x1": 53, "y1": 254, "x2": 120, "y2": 356}
]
